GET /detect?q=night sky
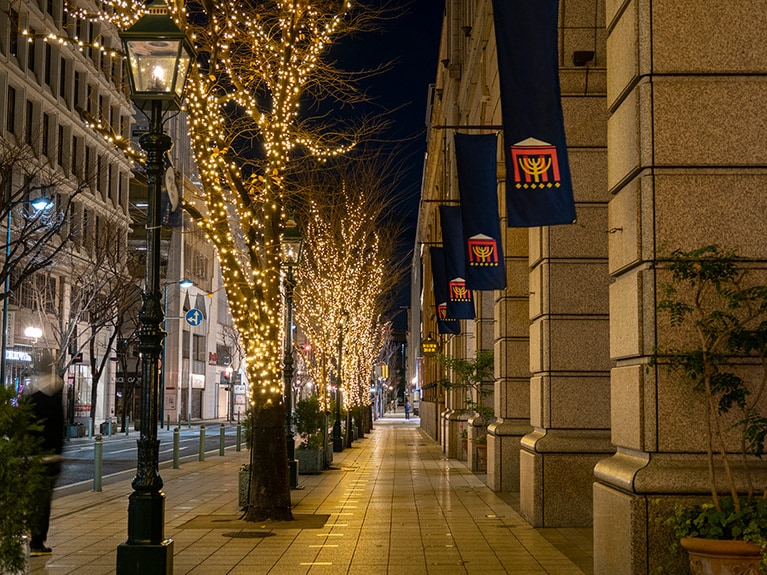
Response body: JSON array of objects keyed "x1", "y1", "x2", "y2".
[{"x1": 339, "y1": 1, "x2": 444, "y2": 316}]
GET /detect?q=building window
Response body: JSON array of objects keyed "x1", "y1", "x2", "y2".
[
  {"x1": 7, "y1": 86, "x2": 16, "y2": 135},
  {"x1": 216, "y1": 344, "x2": 231, "y2": 367},
  {"x1": 25, "y1": 100, "x2": 34, "y2": 145},
  {"x1": 71, "y1": 135, "x2": 79, "y2": 176},
  {"x1": 86, "y1": 85, "x2": 95, "y2": 115},
  {"x1": 9, "y1": 10, "x2": 19, "y2": 59},
  {"x1": 193, "y1": 252, "x2": 209, "y2": 281},
  {"x1": 27, "y1": 29, "x2": 36, "y2": 72},
  {"x1": 57, "y1": 125, "x2": 64, "y2": 166},
  {"x1": 42, "y1": 113, "x2": 50, "y2": 157},
  {"x1": 83, "y1": 207, "x2": 91, "y2": 250},
  {"x1": 193, "y1": 334, "x2": 207, "y2": 362},
  {"x1": 182, "y1": 329, "x2": 189, "y2": 359},
  {"x1": 59, "y1": 58, "x2": 67, "y2": 100},
  {"x1": 44, "y1": 43, "x2": 52, "y2": 86},
  {"x1": 74, "y1": 71, "x2": 81, "y2": 110}
]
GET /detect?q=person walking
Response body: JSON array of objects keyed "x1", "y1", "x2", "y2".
[
  {"x1": 404, "y1": 400, "x2": 411, "y2": 420},
  {"x1": 27, "y1": 350, "x2": 64, "y2": 556}
]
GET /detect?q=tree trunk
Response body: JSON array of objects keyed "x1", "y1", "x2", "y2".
[{"x1": 242, "y1": 399, "x2": 293, "y2": 522}]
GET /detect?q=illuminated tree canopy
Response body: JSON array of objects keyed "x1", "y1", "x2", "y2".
[
  {"x1": 78, "y1": 0, "x2": 397, "y2": 521},
  {"x1": 295, "y1": 157, "x2": 405, "y2": 431}
]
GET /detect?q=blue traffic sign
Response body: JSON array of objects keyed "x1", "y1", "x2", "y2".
[{"x1": 185, "y1": 308, "x2": 203, "y2": 326}]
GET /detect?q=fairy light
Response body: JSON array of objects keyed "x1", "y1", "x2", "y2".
[
  {"x1": 295, "y1": 189, "x2": 390, "y2": 412},
  {"x1": 74, "y1": 0, "x2": 376, "y2": 419}
]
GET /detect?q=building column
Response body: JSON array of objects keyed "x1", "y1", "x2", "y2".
[
  {"x1": 488, "y1": 211, "x2": 531, "y2": 491},
  {"x1": 519, "y1": 0, "x2": 611, "y2": 527},
  {"x1": 594, "y1": 1, "x2": 767, "y2": 573}
]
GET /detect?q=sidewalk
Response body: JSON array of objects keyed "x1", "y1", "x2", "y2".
[{"x1": 32, "y1": 415, "x2": 592, "y2": 575}]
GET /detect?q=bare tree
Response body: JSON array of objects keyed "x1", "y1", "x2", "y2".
[
  {"x1": 0, "y1": 139, "x2": 80, "y2": 307},
  {"x1": 27, "y1": 211, "x2": 136, "y2": 432}
]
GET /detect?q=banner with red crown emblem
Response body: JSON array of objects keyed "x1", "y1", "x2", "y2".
[
  {"x1": 429, "y1": 247, "x2": 461, "y2": 335},
  {"x1": 492, "y1": 0, "x2": 577, "y2": 227},
  {"x1": 439, "y1": 205, "x2": 475, "y2": 319},
  {"x1": 454, "y1": 133, "x2": 507, "y2": 290}
]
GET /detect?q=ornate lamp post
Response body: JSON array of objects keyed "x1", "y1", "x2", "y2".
[
  {"x1": 280, "y1": 218, "x2": 302, "y2": 489},
  {"x1": 117, "y1": 3, "x2": 194, "y2": 573},
  {"x1": 1, "y1": 195, "x2": 53, "y2": 388},
  {"x1": 332, "y1": 311, "x2": 348, "y2": 452}
]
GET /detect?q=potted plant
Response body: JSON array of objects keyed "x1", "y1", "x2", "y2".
[
  {"x1": 293, "y1": 396, "x2": 325, "y2": 474},
  {"x1": 0, "y1": 384, "x2": 46, "y2": 574},
  {"x1": 653, "y1": 245, "x2": 767, "y2": 571},
  {"x1": 437, "y1": 351, "x2": 494, "y2": 472}
]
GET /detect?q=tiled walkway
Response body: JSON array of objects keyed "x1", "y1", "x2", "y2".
[{"x1": 33, "y1": 415, "x2": 591, "y2": 574}]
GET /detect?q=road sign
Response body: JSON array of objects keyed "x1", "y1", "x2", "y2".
[{"x1": 185, "y1": 308, "x2": 203, "y2": 326}]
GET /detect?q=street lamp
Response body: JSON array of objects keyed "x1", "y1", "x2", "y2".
[
  {"x1": 117, "y1": 2, "x2": 194, "y2": 573},
  {"x1": 1, "y1": 195, "x2": 53, "y2": 388},
  {"x1": 332, "y1": 310, "x2": 348, "y2": 452},
  {"x1": 280, "y1": 218, "x2": 302, "y2": 488}
]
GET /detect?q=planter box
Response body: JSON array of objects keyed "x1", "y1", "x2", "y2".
[
  {"x1": 680, "y1": 536, "x2": 761, "y2": 574},
  {"x1": 295, "y1": 449, "x2": 323, "y2": 474}
]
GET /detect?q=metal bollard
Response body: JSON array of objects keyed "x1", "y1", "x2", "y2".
[
  {"x1": 198, "y1": 425, "x2": 206, "y2": 461},
  {"x1": 125, "y1": 415, "x2": 130, "y2": 436},
  {"x1": 93, "y1": 435, "x2": 103, "y2": 492},
  {"x1": 108, "y1": 417, "x2": 113, "y2": 438},
  {"x1": 219, "y1": 423, "x2": 225, "y2": 456},
  {"x1": 166, "y1": 415, "x2": 170, "y2": 431},
  {"x1": 173, "y1": 427, "x2": 180, "y2": 469},
  {"x1": 236, "y1": 423, "x2": 242, "y2": 452},
  {"x1": 188, "y1": 413, "x2": 191, "y2": 429}
]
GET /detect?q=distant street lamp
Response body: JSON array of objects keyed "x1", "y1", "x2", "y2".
[
  {"x1": 1, "y1": 195, "x2": 53, "y2": 388},
  {"x1": 280, "y1": 218, "x2": 302, "y2": 488},
  {"x1": 332, "y1": 311, "x2": 349, "y2": 452},
  {"x1": 117, "y1": 2, "x2": 194, "y2": 573}
]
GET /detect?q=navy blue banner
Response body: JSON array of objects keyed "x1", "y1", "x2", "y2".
[
  {"x1": 492, "y1": 0, "x2": 576, "y2": 227},
  {"x1": 454, "y1": 133, "x2": 507, "y2": 291},
  {"x1": 430, "y1": 247, "x2": 461, "y2": 335},
  {"x1": 439, "y1": 205, "x2": 475, "y2": 319}
]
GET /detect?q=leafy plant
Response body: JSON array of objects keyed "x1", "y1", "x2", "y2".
[
  {"x1": 653, "y1": 245, "x2": 767, "y2": 563},
  {"x1": 663, "y1": 498, "x2": 767, "y2": 570},
  {"x1": 0, "y1": 385, "x2": 46, "y2": 573},
  {"x1": 293, "y1": 396, "x2": 325, "y2": 450},
  {"x1": 436, "y1": 350, "x2": 494, "y2": 440}
]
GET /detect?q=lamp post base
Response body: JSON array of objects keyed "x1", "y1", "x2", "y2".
[
  {"x1": 332, "y1": 419, "x2": 344, "y2": 452},
  {"x1": 116, "y1": 540, "x2": 173, "y2": 575},
  {"x1": 116, "y1": 491, "x2": 173, "y2": 575},
  {"x1": 289, "y1": 459, "x2": 299, "y2": 488}
]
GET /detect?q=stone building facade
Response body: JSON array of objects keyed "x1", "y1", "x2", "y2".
[
  {"x1": 0, "y1": 0, "x2": 133, "y2": 427},
  {"x1": 413, "y1": 1, "x2": 767, "y2": 572}
]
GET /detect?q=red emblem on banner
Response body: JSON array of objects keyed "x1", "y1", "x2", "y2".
[
  {"x1": 437, "y1": 303, "x2": 457, "y2": 322},
  {"x1": 467, "y1": 234, "x2": 499, "y2": 267},
  {"x1": 511, "y1": 137, "x2": 561, "y2": 189},
  {"x1": 449, "y1": 278, "x2": 472, "y2": 302}
]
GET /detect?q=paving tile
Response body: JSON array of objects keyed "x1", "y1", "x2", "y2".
[{"x1": 33, "y1": 416, "x2": 591, "y2": 575}]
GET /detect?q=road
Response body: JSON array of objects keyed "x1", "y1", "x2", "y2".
[{"x1": 55, "y1": 422, "x2": 244, "y2": 495}]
